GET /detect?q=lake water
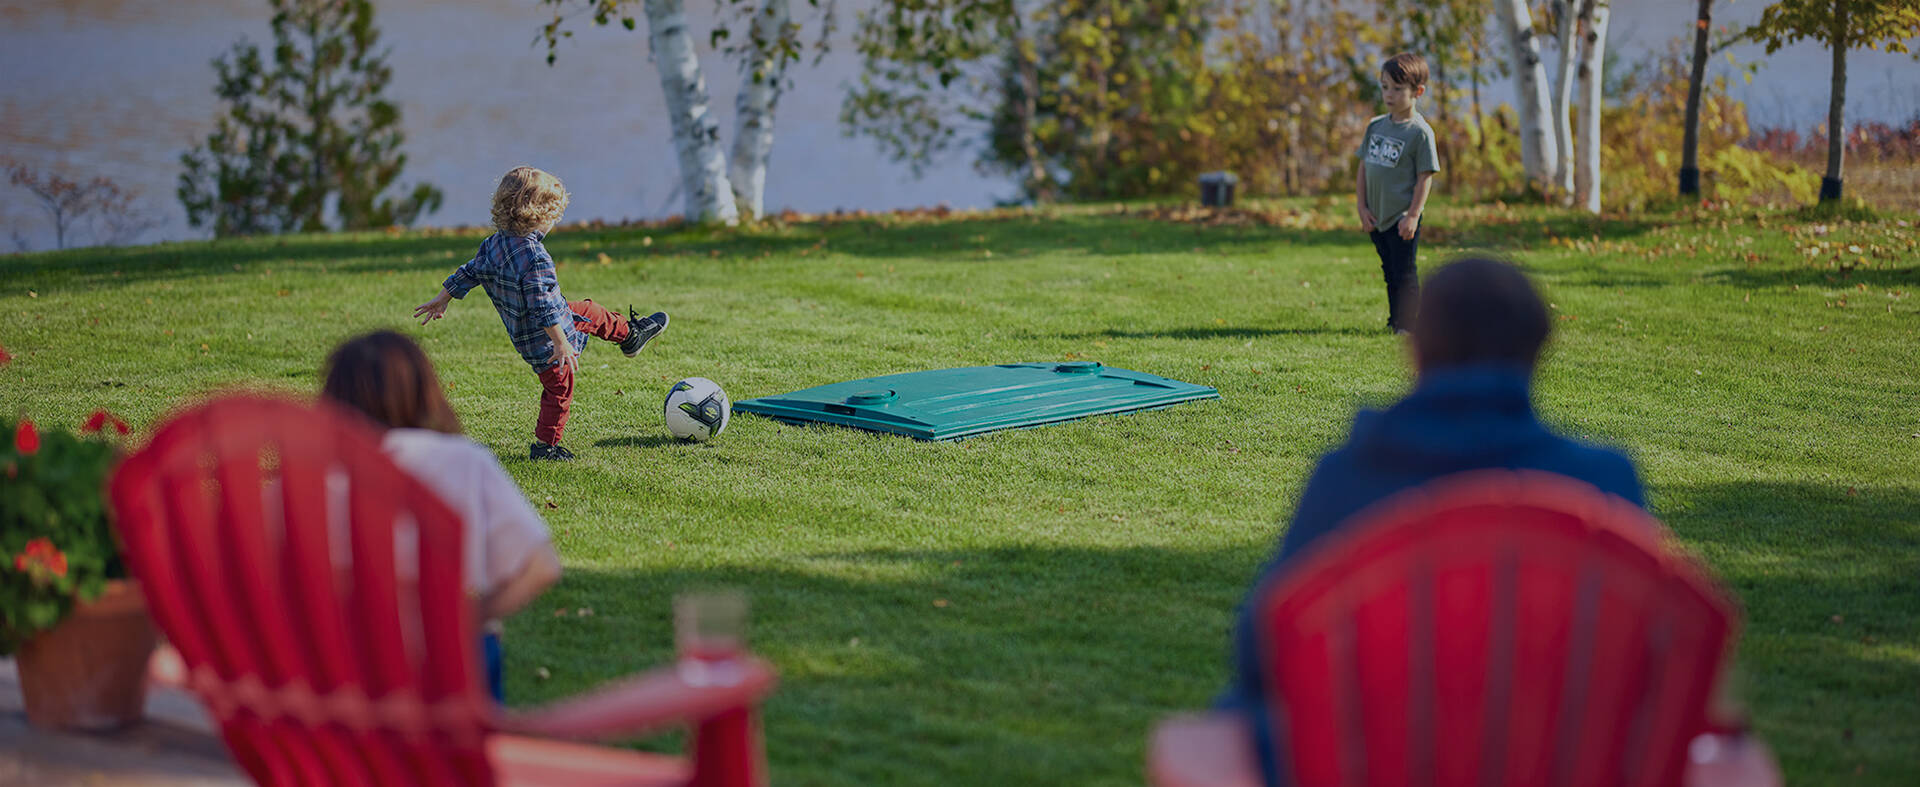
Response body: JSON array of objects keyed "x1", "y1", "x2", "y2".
[{"x1": 3, "y1": 0, "x2": 1915, "y2": 249}]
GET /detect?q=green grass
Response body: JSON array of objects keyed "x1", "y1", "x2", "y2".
[{"x1": 3, "y1": 200, "x2": 1916, "y2": 785}]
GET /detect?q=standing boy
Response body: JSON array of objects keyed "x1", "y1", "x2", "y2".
[
  {"x1": 1357, "y1": 52, "x2": 1441, "y2": 334},
  {"x1": 414, "y1": 166, "x2": 669, "y2": 461}
]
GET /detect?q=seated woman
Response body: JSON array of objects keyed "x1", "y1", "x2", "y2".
[{"x1": 321, "y1": 330, "x2": 562, "y2": 702}]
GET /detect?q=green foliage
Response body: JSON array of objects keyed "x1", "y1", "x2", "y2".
[
  {"x1": 1598, "y1": 41, "x2": 1818, "y2": 210},
  {"x1": 0, "y1": 418, "x2": 123, "y2": 655},
  {"x1": 178, "y1": 0, "x2": 441, "y2": 237},
  {"x1": 1440, "y1": 40, "x2": 1818, "y2": 210},
  {"x1": 1740, "y1": 0, "x2": 1920, "y2": 54},
  {"x1": 984, "y1": 0, "x2": 1215, "y2": 201},
  {"x1": 842, "y1": 0, "x2": 1020, "y2": 178},
  {"x1": 1184, "y1": 0, "x2": 1380, "y2": 199},
  {"x1": 1736, "y1": 0, "x2": 1920, "y2": 197},
  {"x1": 847, "y1": 0, "x2": 1380, "y2": 202},
  {"x1": 535, "y1": 0, "x2": 816, "y2": 78},
  {"x1": 1434, "y1": 104, "x2": 1528, "y2": 202},
  {"x1": 848, "y1": 0, "x2": 1511, "y2": 203}
]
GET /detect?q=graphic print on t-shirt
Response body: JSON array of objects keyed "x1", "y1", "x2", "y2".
[{"x1": 1365, "y1": 133, "x2": 1406, "y2": 168}]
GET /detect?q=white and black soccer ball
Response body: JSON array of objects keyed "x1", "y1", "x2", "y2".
[{"x1": 663, "y1": 377, "x2": 731, "y2": 442}]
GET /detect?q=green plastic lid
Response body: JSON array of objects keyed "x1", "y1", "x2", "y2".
[{"x1": 734, "y1": 363, "x2": 1220, "y2": 441}]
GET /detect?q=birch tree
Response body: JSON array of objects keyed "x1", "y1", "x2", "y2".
[
  {"x1": 540, "y1": 0, "x2": 810, "y2": 224},
  {"x1": 1495, "y1": 0, "x2": 1559, "y2": 194},
  {"x1": 1551, "y1": 0, "x2": 1579, "y2": 201},
  {"x1": 1739, "y1": 0, "x2": 1920, "y2": 204},
  {"x1": 1574, "y1": 0, "x2": 1610, "y2": 213},
  {"x1": 727, "y1": 0, "x2": 792, "y2": 219}
]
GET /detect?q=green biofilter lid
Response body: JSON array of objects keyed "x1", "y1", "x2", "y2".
[{"x1": 733, "y1": 363, "x2": 1220, "y2": 441}]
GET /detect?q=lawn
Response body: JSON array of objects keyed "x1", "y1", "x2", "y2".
[{"x1": 2, "y1": 200, "x2": 1915, "y2": 785}]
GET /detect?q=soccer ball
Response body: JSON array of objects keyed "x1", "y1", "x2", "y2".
[{"x1": 663, "y1": 377, "x2": 731, "y2": 442}]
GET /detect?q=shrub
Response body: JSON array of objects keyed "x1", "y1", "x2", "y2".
[{"x1": 1, "y1": 412, "x2": 129, "y2": 655}]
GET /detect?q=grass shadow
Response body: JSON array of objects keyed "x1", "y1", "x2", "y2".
[
  {"x1": 1056, "y1": 324, "x2": 1382, "y2": 341},
  {"x1": 1653, "y1": 481, "x2": 1920, "y2": 779},
  {"x1": 0, "y1": 233, "x2": 482, "y2": 290},
  {"x1": 512, "y1": 544, "x2": 1254, "y2": 785},
  {"x1": 590, "y1": 435, "x2": 685, "y2": 449},
  {"x1": 1704, "y1": 264, "x2": 1920, "y2": 291}
]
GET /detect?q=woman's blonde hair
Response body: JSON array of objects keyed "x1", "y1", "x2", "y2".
[{"x1": 491, "y1": 166, "x2": 570, "y2": 235}]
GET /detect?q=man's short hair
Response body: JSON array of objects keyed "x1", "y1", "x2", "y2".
[
  {"x1": 1382, "y1": 53, "x2": 1430, "y2": 91},
  {"x1": 1413, "y1": 257, "x2": 1550, "y2": 371}
]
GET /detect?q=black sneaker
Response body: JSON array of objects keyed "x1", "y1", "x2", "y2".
[
  {"x1": 530, "y1": 442, "x2": 576, "y2": 462},
  {"x1": 621, "y1": 308, "x2": 669, "y2": 357}
]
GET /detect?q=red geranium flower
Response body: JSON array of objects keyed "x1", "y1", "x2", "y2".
[
  {"x1": 13, "y1": 420, "x2": 37, "y2": 455},
  {"x1": 13, "y1": 537, "x2": 68, "y2": 585},
  {"x1": 81, "y1": 409, "x2": 129, "y2": 436}
]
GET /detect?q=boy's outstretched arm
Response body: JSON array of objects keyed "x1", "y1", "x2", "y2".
[{"x1": 415, "y1": 288, "x2": 454, "y2": 325}]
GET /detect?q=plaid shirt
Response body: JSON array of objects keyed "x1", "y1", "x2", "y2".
[{"x1": 442, "y1": 231, "x2": 586, "y2": 371}]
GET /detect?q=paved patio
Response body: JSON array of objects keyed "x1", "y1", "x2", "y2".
[{"x1": 0, "y1": 658, "x2": 245, "y2": 785}]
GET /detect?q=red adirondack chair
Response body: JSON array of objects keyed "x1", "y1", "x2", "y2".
[
  {"x1": 1148, "y1": 470, "x2": 1779, "y2": 787},
  {"x1": 109, "y1": 395, "x2": 777, "y2": 786}
]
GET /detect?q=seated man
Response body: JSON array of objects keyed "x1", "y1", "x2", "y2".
[{"x1": 1218, "y1": 257, "x2": 1646, "y2": 784}]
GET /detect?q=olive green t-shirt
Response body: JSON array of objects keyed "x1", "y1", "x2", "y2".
[{"x1": 1358, "y1": 111, "x2": 1440, "y2": 229}]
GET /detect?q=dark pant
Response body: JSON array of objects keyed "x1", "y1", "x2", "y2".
[
  {"x1": 1369, "y1": 227, "x2": 1421, "y2": 331},
  {"x1": 482, "y1": 632, "x2": 504, "y2": 702},
  {"x1": 534, "y1": 298, "x2": 631, "y2": 445}
]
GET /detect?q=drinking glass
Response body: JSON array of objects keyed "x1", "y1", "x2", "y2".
[{"x1": 674, "y1": 590, "x2": 747, "y2": 686}]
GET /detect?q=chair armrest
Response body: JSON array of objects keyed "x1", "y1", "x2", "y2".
[
  {"x1": 496, "y1": 657, "x2": 777, "y2": 741},
  {"x1": 1147, "y1": 711, "x2": 1263, "y2": 787},
  {"x1": 149, "y1": 643, "x2": 187, "y2": 689}
]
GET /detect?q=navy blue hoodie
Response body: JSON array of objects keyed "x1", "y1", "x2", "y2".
[{"x1": 1219, "y1": 364, "x2": 1645, "y2": 785}]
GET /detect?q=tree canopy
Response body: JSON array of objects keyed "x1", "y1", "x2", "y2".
[{"x1": 178, "y1": 0, "x2": 441, "y2": 237}]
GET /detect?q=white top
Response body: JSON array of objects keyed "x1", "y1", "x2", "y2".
[{"x1": 381, "y1": 428, "x2": 553, "y2": 603}]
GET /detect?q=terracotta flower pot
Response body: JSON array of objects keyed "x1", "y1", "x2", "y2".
[{"x1": 16, "y1": 579, "x2": 159, "y2": 731}]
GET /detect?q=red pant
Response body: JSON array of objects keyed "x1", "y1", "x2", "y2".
[{"x1": 535, "y1": 299, "x2": 630, "y2": 445}]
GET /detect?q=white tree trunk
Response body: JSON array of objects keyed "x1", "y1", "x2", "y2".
[
  {"x1": 728, "y1": 0, "x2": 789, "y2": 220},
  {"x1": 1496, "y1": 0, "x2": 1558, "y2": 194},
  {"x1": 1551, "y1": 0, "x2": 1578, "y2": 201},
  {"x1": 1576, "y1": 1, "x2": 1610, "y2": 213},
  {"x1": 646, "y1": 0, "x2": 738, "y2": 224}
]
